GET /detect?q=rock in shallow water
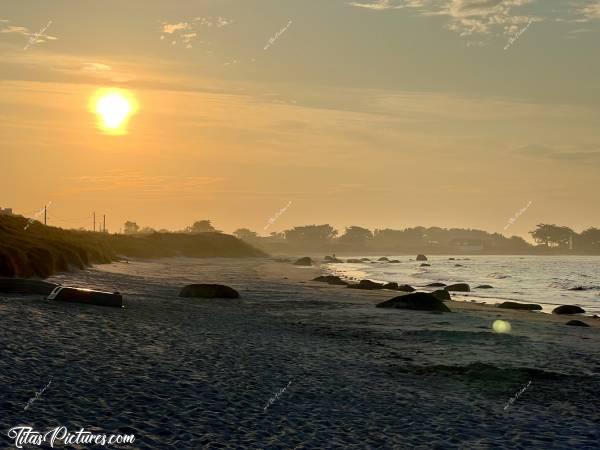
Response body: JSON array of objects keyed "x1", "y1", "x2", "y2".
[
  {"x1": 376, "y1": 292, "x2": 451, "y2": 312},
  {"x1": 431, "y1": 289, "x2": 451, "y2": 301},
  {"x1": 476, "y1": 284, "x2": 494, "y2": 289},
  {"x1": 553, "y1": 305, "x2": 586, "y2": 315},
  {"x1": 312, "y1": 275, "x2": 348, "y2": 286},
  {"x1": 416, "y1": 254, "x2": 428, "y2": 261},
  {"x1": 0, "y1": 278, "x2": 59, "y2": 295},
  {"x1": 565, "y1": 320, "x2": 590, "y2": 327},
  {"x1": 497, "y1": 301, "x2": 542, "y2": 311},
  {"x1": 348, "y1": 280, "x2": 384, "y2": 290},
  {"x1": 179, "y1": 284, "x2": 240, "y2": 299},
  {"x1": 444, "y1": 283, "x2": 470, "y2": 292},
  {"x1": 294, "y1": 257, "x2": 313, "y2": 266}
]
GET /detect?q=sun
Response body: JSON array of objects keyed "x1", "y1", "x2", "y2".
[{"x1": 90, "y1": 88, "x2": 138, "y2": 135}]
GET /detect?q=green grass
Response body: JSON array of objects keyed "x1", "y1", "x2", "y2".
[{"x1": 0, "y1": 215, "x2": 266, "y2": 278}]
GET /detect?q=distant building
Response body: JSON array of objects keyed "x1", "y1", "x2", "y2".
[{"x1": 0, "y1": 207, "x2": 13, "y2": 215}]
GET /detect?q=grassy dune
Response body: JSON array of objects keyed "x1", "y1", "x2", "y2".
[{"x1": 0, "y1": 215, "x2": 266, "y2": 278}]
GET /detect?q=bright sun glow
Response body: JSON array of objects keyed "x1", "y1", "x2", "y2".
[{"x1": 90, "y1": 89, "x2": 138, "y2": 135}]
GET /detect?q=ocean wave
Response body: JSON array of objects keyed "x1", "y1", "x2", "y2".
[{"x1": 488, "y1": 273, "x2": 511, "y2": 279}]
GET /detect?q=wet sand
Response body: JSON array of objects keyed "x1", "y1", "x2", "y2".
[{"x1": 1, "y1": 257, "x2": 599, "y2": 449}]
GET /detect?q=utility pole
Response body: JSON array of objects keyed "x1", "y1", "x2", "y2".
[
  {"x1": 93, "y1": 212, "x2": 96, "y2": 232},
  {"x1": 44, "y1": 206, "x2": 47, "y2": 225},
  {"x1": 103, "y1": 214, "x2": 106, "y2": 233}
]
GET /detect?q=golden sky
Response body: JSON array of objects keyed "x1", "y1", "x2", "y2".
[{"x1": 1, "y1": 0, "x2": 599, "y2": 236}]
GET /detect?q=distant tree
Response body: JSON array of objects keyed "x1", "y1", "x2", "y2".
[
  {"x1": 284, "y1": 224, "x2": 337, "y2": 245},
  {"x1": 530, "y1": 224, "x2": 575, "y2": 247},
  {"x1": 338, "y1": 226, "x2": 373, "y2": 245},
  {"x1": 233, "y1": 228, "x2": 258, "y2": 241},
  {"x1": 123, "y1": 221, "x2": 140, "y2": 235},
  {"x1": 139, "y1": 227, "x2": 157, "y2": 235},
  {"x1": 579, "y1": 227, "x2": 600, "y2": 249},
  {"x1": 186, "y1": 220, "x2": 220, "y2": 233}
]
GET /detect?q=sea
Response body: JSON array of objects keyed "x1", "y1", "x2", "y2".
[{"x1": 325, "y1": 255, "x2": 600, "y2": 315}]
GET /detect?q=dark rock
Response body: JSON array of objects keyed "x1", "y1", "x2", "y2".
[
  {"x1": 389, "y1": 259, "x2": 401, "y2": 263},
  {"x1": 346, "y1": 259, "x2": 363, "y2": 263},
  {"x1": 312, "y1": 275, "x2": 348, "y2": 286},
  {"x1": 552, "y1": 305, "x2": 586, "y2": 315},
  {"x1": 448, "y1": 258, "x2": 455, "y2": 260},
  {"x1": 568, "y1": 286, "x2": 587, "y2": 291},
  {"x1": 426, "y1": 282, "x2": 446, "y2": 287},
  {"x1": 294, "y1": 257, "x2": 313, "y2": 266},
  {"x1": 360, "y1": 258, "x2": 371, "y2": 261},
  {"x1": 376, "y1": 292, "x2": 451, "y2": 312},
  {"x1": 383, "y1": 282, "x2": 399, "y2": 290},
  {"x1": 497, "y1": 301, "x2": 542, "y2": 311},
  {"x1": 420, "y1": 263, "x2": 431, "y2": 267},
  {"x1": 348, "y1": 280, "x2": 384, "y2": 290},
  {"x1": 476, "y1": 285, "x2": 494, "y2": 289},
  {"x1": 397, "y1": 284, "x2": 416, "y2": 292},
  {"x1": 444, "y1": 283, "x2": 470, "y2": 292},
  {"x1": 565, "y1": 320, "x2": 590, "y2": 327},
  {"x1": 454, "y1": 264, "x2": 463, "y2": 267},
  {"x1": 179, "y1": 284, "x2": 240, "y2": 299},
  {"x1": 378, "y1": 257, "x2": 390, "y2": 262},
  {"x1": 432, "y1": 289, "x2": 451, "y2": 301},
  {"x1": 416, "y1": 254, "x2": 428, "y2": 261}
]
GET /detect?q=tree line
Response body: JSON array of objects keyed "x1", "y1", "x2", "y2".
[{"x1": 121, "y1": 220, "x2": 600, "y2": 254}]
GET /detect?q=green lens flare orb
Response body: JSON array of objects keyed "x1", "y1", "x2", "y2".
[{"x1": 492, "y1": 320, "x2": 512, "y2": 333}]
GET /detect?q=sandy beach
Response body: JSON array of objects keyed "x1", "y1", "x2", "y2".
[{"x1": 1, "y1": 257, "x2": 599, "y2": 449}]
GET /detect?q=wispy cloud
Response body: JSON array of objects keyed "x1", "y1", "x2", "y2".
[
  {"x1": 1, "y1": 19, "x2": 57, "y2": 48},
  {"x1": 348, "y1": 0, "x2": 411, "y2": 10},
  {"x1": 159, "y1": 16, "x2": 233, "y2": 48},
  {"x1": 578, "y1": 1, "x2": 600, "y2": 21}
]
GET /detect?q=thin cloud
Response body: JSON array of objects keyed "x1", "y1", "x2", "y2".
[
  {"x1": 348, "y1": 0, "x2": 408, "y2": 10},
  {"x1": 579, "y1": 1, "x2": 600, "y2": 21},
  {"x1": 1, "y1": 20, "x2": 57, "y2": 47},
  {"x1": 159, "y1": 16, "x2": 233, "y2": 48}
]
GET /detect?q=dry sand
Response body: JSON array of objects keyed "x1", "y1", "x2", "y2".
[{"x1": 1, "y1": 257, "x2": 599, "y2": 449}]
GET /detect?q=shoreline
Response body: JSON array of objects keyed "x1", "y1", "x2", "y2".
[{"x1": 299, "y1": 258, "x2": 600, "y2": 328}]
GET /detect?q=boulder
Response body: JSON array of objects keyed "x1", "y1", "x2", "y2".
[
  {"x1": 432, "y1": 289, "x2": 451, "y2": 301},
  {"x1": 376, "y1": 292, "x2": 451, "y2": 312},
  {"x1": 416, "y1": 254, "x2": 428, "y2": 261},
  {"x1": 553, "y1": 305, "x2": 586, "y2": 315},
  {"x1": 420, "y1": 263, "x2": 431, "y2": 267},
  {"x1": 476, "y1": 285, "x2": 494, "y2": 289},
  {"x1": 397, "y1": 284, "x2": 416, "y2": 292},
  {"x1": 445, "y1": 283, "x2": 470, "y2": 292},
  {"x1": 360, "y1": 258, "x2": 371, "y2": 261},
  {"x1": 565, "y1": 320, "x2": 590, "y2": 327},
  {"x1": 389, "y1": 259, "x2": 401, "y2": 263},
  {"x1": 426, "y1": 282, "x2": 446, "y2": 287},
  {"x1": 346, "y1": 259, "x2": 363, "y2": 263},
  {"x1": 179, "y1": 284, "x2": 240, "y2": 299},
  {"x1": 378, "y1": 257, "x2": 390, "y2": 262},
  {"x1": 348, "y1": 280, "x2": 384, "y2": 290},
  {"x1": 383, "y1": 282, "x2": 399, "y2": 290},
  {"x1": 448, "y1": 258, "x2": 455, "y2": 260},
  {"x1": 294, "y1": 257, "x2": 313, "y2": 266},
  {"x1": 312, "y1": 275, "x2": 348, "y2": 286},
  {"x1": 497, "y1": 301, "x2": 542, "y2": 311},
  {"x1": 454, "y1": 264, "x2": 463, "y2": 267}
]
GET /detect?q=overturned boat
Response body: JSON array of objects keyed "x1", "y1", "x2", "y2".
[
  {"x1": 0, "y1": 278, "x2": 59, "y2": 295},
  {"x1": 47, "y1": 286, "x2": 123, "y2": 308}
]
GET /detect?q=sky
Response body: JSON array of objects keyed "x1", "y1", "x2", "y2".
[{"x1": 1, "y1": 0, "x2": 599, "y2": 237}]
